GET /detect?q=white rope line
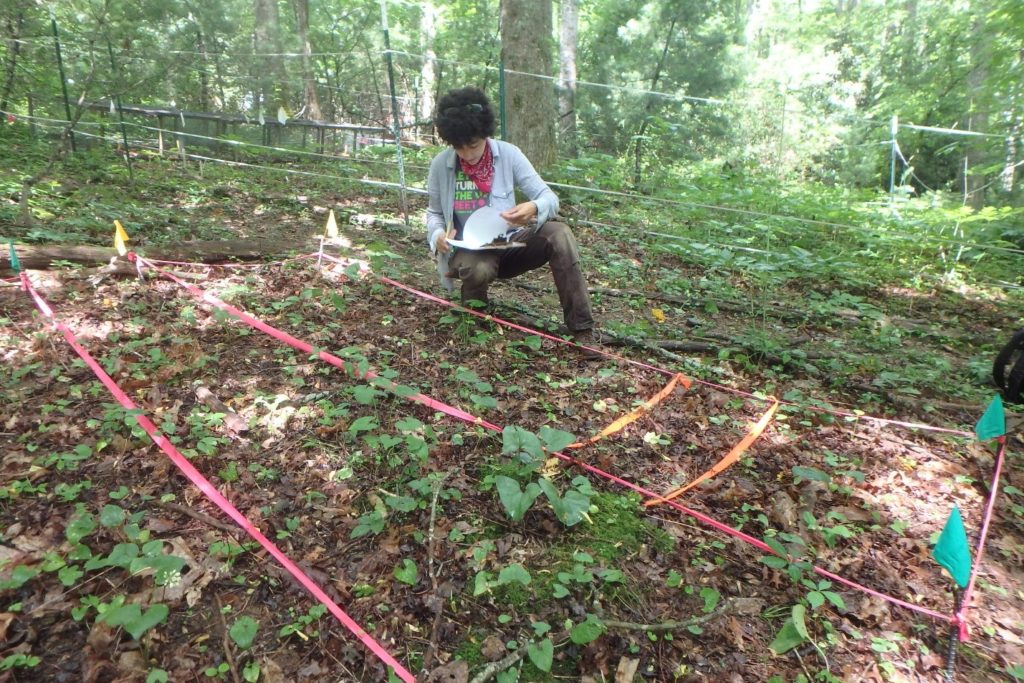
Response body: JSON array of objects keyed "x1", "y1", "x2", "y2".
[
  {"x1": 9, "y1": 113, "x2": 1022, "y2": 258},
  {"x1": 0, "y1": 109, "x2": 431, "y2": 173},
  {"x1": 901, "y1": 122, "x2": 1007, "y2": 139},
  {"x1": 16, "y1": 121, "x2": 430, "y2": 197},
  {"x1": 382, "y1": 48, "x2": 727, "y2": 106},
  {"x1": 550, "y1": 181, "x2": 1024, "y2": 256}
]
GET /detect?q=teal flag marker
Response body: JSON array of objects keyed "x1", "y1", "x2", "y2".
[
  {"x1": 7, "y1": 241, "x2": 19, "y2": 274},
  {"x1": 975, "y1": 395, "x2": 1005, "y2": 441},
  {"x1": 932, "y1": 506, "x2": 972, "y2": 589}
]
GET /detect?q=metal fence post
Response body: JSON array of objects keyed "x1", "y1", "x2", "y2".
[{"x1": 379, "y1": 0, "x2": 409, "y2": 225}]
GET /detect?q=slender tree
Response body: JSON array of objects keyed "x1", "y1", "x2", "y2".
[
  {"x1": 253, "y1": 0, "x2": 288, "y2": 113},
  {"x1": 500, "y1": 0, "x2": 557, "y2": 168},
  {"x1": 418, "y1": 2, "x2": 438, "y2": 138},
  {"x1": 1, "y1": 8, "x2": 24, "y2": 111},
  {"x1": 293, "y1": 0, "x2": 323, "y2": 120},
  {"x1": 558, "y1": 0, "x2": 579, "y2": 156}
]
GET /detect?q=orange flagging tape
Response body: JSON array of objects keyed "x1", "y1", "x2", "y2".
[
  {"x1": 567, "y1": 373, "x2": 691, "y2": 450},
  {"x1": 645, "y1": 398, "x2": 779, "y2": 507}
]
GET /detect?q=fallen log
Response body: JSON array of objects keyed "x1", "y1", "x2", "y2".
[{"x1": 1, "y1": 238, "x2": 321, "y2": 275}]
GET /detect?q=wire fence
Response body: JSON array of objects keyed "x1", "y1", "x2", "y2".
[{"x1": 2, "y1": 9, "x2": 1022, "y2": 302}]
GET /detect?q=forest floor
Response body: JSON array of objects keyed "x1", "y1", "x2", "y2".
[{"x1": 2, "y1": 153, "x2": 1024, "y2": 683}]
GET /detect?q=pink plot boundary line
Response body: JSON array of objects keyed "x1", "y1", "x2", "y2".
[
  {"x1": 314, "y1": 254, "x2": 972, "y2": 438},
  {"x1": 955, "y1": 437, "x2": 1007, "y2": 640},
  {"x1": 138, "y1": 257, "x2": 958, "y2": 629},
  {"x1": 146, "y1": 250, "x2": 971, "y2": 438},
  {"x1": 133, "y1": 254, "x2": 490, "y2": 428},
  {"x1": 18, "y1": 272, "x2": 416, "y2": 683}
]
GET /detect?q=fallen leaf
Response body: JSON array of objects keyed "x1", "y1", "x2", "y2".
[
  {"x1": 426, "y1": 660, "x2": 468, "y2": 683},
  {"x1": 615, "y1": 656, "x2": 640, "y2": 682},
  {"x1": 481, "y1": 634, "x2": 507, "y2": 661}
]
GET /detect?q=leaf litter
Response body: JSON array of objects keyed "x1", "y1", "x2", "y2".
[{"x1": 0, "y1": 222, "x2": 1022, "y2": 682}]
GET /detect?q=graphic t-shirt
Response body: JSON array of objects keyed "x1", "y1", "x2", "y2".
[{"x1": 452, "y1": 167, "x2": 489, "y2": 240}]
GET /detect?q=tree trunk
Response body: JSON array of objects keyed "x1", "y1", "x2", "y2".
[
  {"x1": 293, "y1": 0, "x2": 324, "y2": 121},
  {"x1": 1, "y1": 9, "x2": 24, "y2": 111},
  {"x1": 195, "y1": 26, "x2": 210, "y2": 111},
  {"x1": 963, "y1": 14, "x2": 990, "y2": 211},
  {"x1": 633, "y1": 17, "x2": 678, "y2": 188},
  {"x1": 500, "y1": 0, "x2": 557, "y2": 169},
  {"x1": 558, "y1": 0, "x2": 579, "y2": 156},
  {"x1": 899, "y1": 0, "x2": 917, "y2": 75},
  {"x1": 1002, "y1": 114, "x2": 1020, "y2": 193},
  {"x1": 418, "y1": 2, "x2": 438, "y2": 138},
  {"x1": 253, "y1": 0, "x2": 287, "y2": 113}
]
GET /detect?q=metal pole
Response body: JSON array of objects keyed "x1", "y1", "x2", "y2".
[
  {"x1": 50, "y1": 15, "x2": 76, "y2": 153},
  {"x1": 379, "y1": 0, "x2": 409, "y2": 225},
  {"x1": 889, "y1": 114, "x2": 899, "y2": 200},
  {"x1": 944, "y1": 589, "x2": 961, "y2": 682},
  {"x1": 107, "y1": 41, "x2": 134, "y2": 183},
  {"x1": 499, "y1": 56, "x2": 507, "y2": 140}
]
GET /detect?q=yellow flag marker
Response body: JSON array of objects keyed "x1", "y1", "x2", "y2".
[
  {"x1": 651, "y1": 308, "x2": 666, "y2": 323},
  {"x1": 114, "y1": 220, "x2": 130, "y2": 256},
  {"x1": 325, "y1": 209, "x2": 339, "y2": 238}
]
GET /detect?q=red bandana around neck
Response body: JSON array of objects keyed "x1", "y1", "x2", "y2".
[{"x1": 459, "y1": 141, "x2": 494, "y2": 193}]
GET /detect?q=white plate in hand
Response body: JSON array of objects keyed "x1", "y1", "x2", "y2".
[{"x1": 446, "y1": 206, "x2": 526, "y2": 250}]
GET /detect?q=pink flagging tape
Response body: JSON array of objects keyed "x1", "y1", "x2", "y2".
[
  {"x1": 955, "y1": 437, "x2": 1008, "y2": 641},
  {"x1": 148, "y1": 250, "x2": 972, "y2": 437},
  {"x1": 376, "y1": 273, "x2": 675, "y2": 378},
  {"x1": 137, "y1": 261, "x2": 959, "y2": 629},
  {"x1": 135, "y1": 254, "x2": 496, "y2": 431},
  {"x1": 19, "y1": 273, "x2": 416, "y2": 682},
  {"x1": 367, "y1": 259, "x2": 973, "y2": 437}
]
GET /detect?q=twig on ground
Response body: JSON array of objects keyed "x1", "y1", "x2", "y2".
[
  {"x1": 420, "y1": 469, "x2": 454, "y2": 675},
  {"x1": 214, "y1": 595, "x2": 242, "y2": 683},
  {"x1": 154, "y1": 499, "x2": 239, "y2": 535},
  {"x1": 469, "y1": 601, "x2": 737, "y2": 683}
]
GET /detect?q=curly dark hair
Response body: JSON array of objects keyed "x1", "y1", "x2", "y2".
[{"x1": 434, "y1": 87, "x2": 496, "y2": 148}]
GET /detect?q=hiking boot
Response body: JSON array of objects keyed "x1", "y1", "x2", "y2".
[{"x1": 572, "y1": 328, "x2": 603, "y2": 361}]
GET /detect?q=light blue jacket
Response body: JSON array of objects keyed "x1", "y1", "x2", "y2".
[{"x1": 426, "y1": 138, "x2": 559, "y2": 290}]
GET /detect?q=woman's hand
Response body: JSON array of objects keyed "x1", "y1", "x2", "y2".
[
  {"x1": 500, "y1": 201, "x2": 537, "y2": 226},
  {"x1": 434, "y1": 227, "x2": 455, "y2": 254}
]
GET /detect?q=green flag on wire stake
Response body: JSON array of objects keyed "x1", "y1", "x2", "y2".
[
  {"x1": 975, "y1": 395, "x2": 1005, "y2": 441},
  {"x1": 8, "y1": 241, "x2": 19, "y2": 273},
  {"x1": 932, "y1": 506, "x2": 972, "y2": 589}
]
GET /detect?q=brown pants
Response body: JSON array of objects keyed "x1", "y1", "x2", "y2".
[{"x1": 448, "y1": 221, "x2": 595, "y2": 332}]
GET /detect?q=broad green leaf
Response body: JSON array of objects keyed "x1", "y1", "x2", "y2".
[
  {"x1": 769, "y1": 618, "x2": 807, "y2": 655},
  {"x1": 700, "y1": 587, "x2": 721, "y2": 613},
  {"x1": 526, "y1": 638, "x2": 554, "y2": 672},
  {"x1": 501, "y1": 426, "x2": 544, "y2": 463},
  {"x1": 791, "y1": 604, "x2": 809, "y2": 639},
  {"x1": 229, "y1": 616, "x2": 259, "y2": 649},
  {"x1": 823, "y1": 591, "x2": 846, "y2": 611},
  {"x1": 537, "y1": 426, "x2": 576, "y2": 453},
  {"x1": 65, "y1": 513, "x2": 97, "y2": 543},
  {"x1": 497, "y1": 563, "x2": 531, "y2": 587},
  {"x1": 348, "y1": 415, "x2": 379, "y2": 433},
  {"x1": 394, "y1": 559, "x2": 418, "y2": 586},
  {"x1": 807, "y1": 590, "x2": 825, "y2": 610},
  {"x1": 473, "y1": 571, "x2": 493, "y2": 596},
  {"x1": 792, "y1": 466, "x2": 831, "y2": 483},
  {"x1": 569, "y1": 616, "x2": 605, "y2": 645},
  {"x1": 495, "y1": 476, "x2": 541, "y2": 521}
]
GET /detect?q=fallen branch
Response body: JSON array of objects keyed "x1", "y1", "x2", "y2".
[
  {"x1": 153, "y1": 499, "x2": 239, "y2": 535},
  {"x1": 1, "y1": 238, "x2": 321, "y2": 274}
]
